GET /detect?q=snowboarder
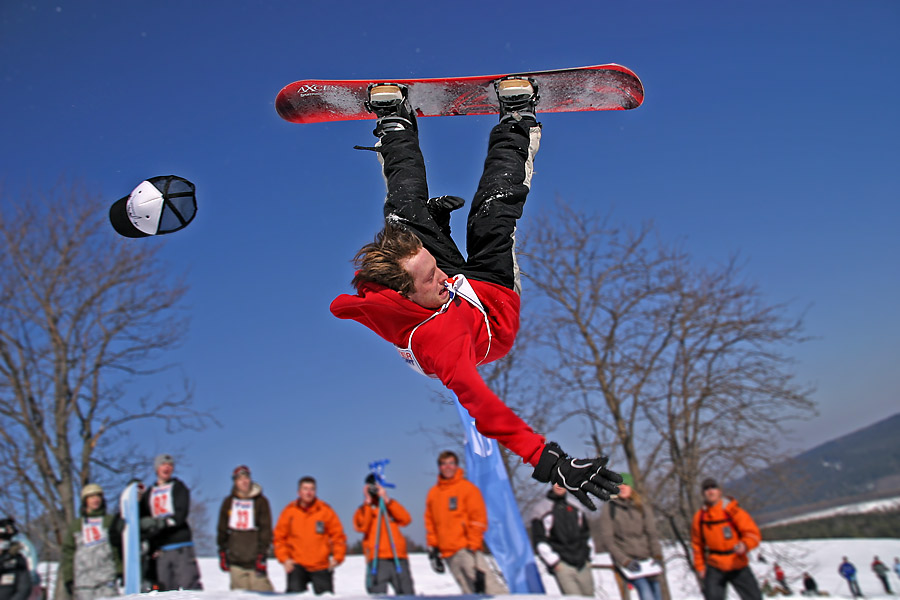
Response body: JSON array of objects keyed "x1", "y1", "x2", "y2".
[
  {"x1": 0, "y1": 518, "x2": 32, "y2": 600},
  {"x1": 838, "y1": 556, "x2": 863, "y2": 598},
  {"x1": 61, "y1": 484, "x2": 122, "y2": 600},
  {"x1": 139, "y1": 454, "x2": 203, "y2": 591},
  {"x1": 353, "y1": 474, "x2": 415, "y2": 595},
  {"x1": 216, "y1": 465, "x2": 274, "y2": 591},
  {"x1": 532, "y1": 483, "x2": 596, "y2": 596},
  {"x1": 273, "y1": 476, "x2": 346, "y2": 595},
  {"x1": 330, "y1": 77, "x2": 621, "y2": 510},
  {"x1": 691, "y1": 478, "x2": 762, "y2": 600}
]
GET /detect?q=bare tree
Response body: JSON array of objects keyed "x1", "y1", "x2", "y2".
[
  {"x1": 519, "y1": 200, "x2": 815, "y2": 595},
  {"x1": 0, "y1": 182, "x2": 213, "y2": 595}
]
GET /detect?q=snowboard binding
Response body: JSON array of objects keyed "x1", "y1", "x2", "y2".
[
  {"x1": 365, "y1": 83, "x2": 418, "y2": 135},
  {"x1": 495, "y1": 76, "x2": 539, "y2": 123}
]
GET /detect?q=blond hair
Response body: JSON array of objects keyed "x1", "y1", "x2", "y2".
[{"x1": 351, "y1": 224, "x2": 423, "y2": 296}]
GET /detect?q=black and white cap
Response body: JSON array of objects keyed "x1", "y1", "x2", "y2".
[{"x1": 109, "y1": 175, "x2": 197, "y2": 238}]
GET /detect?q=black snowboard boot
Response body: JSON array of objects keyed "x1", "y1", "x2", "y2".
[
  {"x1": 495, "y1": 77, "x2": 539, "y2": 123},
  {"x1": 365, "y1": 83, "x2": 418, "y2": 136}
]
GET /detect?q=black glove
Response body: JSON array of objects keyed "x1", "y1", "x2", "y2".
[
  {"x1": 218, "y1": 549, "x2": 229, "y2": 572},
  {"x1": 532, "y1": 442, "x2": 622, "y2": 510},
  {"x1": 626, "y1": 560, "x2": 642, "y2": 573},
  {"x1": 428, "y1": 547, "x2": 445, "y2": 574},
  {"x1": 255, "y1": 554, "x2": 267, "y2": 575}
]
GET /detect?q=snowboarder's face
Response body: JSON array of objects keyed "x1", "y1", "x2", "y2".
[
  {"x1": 234, "y1": 474, "x2": 251, "y2": 495},
  {"x1": 402, "y1": 248, "x2": 449, "y2": 310},
  {"x1": 156, "y1": 462, "x2": 174, "y2": 482}
]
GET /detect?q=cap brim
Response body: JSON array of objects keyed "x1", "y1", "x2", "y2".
[{"x1": 109, "y1": 196, "x2": 151, "y2": 238}]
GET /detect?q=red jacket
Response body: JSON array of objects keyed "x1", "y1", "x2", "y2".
[{"x1": 331, "y1": 279, "x2": 545, "y2": 466}]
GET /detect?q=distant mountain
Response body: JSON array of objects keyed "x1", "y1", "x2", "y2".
[{"x1": 730, "y1": 412, "x2": 900, "y2": 524}]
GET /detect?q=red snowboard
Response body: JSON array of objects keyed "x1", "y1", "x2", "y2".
[{"x1": 275, "y1": 64, "x2": 644, "y2": 125}]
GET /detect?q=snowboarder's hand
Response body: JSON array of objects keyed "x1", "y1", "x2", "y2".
[
  {"x1": 218, "y1": 549, "x2": 229, "y2": 572},
  {"x1": 531, "y1": 442, "x2": 622, "y2": 510},
  {"x1": 255, "y1": 554, "x2": 267, "y2": 575}
]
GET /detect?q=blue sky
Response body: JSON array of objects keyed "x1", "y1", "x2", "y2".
[{"x1": 1, "y1": 1, "x2": 898, "y2": 545}]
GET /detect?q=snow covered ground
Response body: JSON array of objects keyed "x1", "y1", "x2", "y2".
[
  {"x1": 93, "y1": 538, "x2": 899, "y2": 600},
  {"x1": 765, "y1": 496, "x2": 900, "y2": 528}
]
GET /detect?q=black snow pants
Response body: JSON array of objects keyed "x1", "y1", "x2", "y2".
[
  {"x1": 375, "y1": 119, "x2": 541, "y2": 293},
  {"x1": 703, "y1": 566, "x2": 762, "y2": 600}
]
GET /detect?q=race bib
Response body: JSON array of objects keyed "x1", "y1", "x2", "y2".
[
  {"x1": 150, "y1": 483, "x2": 175, "y2": 518},
  {"x1": 1, "y1": 573, "x2": 15, "y2": 585},
  {"x1": 81, "y1": 516, "x2": 107, "y2": 547},
  {"x1": 228, "y1": 499, "x2": 256, "y2": 531}
]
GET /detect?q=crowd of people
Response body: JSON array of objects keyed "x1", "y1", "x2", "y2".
[{"x1": 2, "y1": 457, "x2": 898, "y2": 600}]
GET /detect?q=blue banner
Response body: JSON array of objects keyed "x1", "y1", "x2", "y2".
[{"x1": 455, "y1": 397, "x2": 545, "y2": 593}]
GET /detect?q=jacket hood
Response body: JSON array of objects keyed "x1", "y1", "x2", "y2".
[
  {"x1": 331, "y1": 281, "x2": 434, "y2": 346},
  {"x1": 232, "y1": 482, "x2": 262, "y2": 499},
  {"x1": 436, "y1": 467, "x2": 466, "y2": 487}
]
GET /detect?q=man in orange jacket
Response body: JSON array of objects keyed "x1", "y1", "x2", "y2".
[
  {"x1": 424, "y1": 451, "x2": 508, "y2": 594},
  {"x1": 274, "y1": 476, "x2": 346, "y2": 595},
  {"x1": 353, "y1": 475, "x2": 415, "y2": 595},
  {"x1": 691, "y1": 478, "x2": 762, "y2": 600}
]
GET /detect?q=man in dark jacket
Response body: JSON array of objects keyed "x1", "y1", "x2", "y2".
[
  {"x1": 0, "y1": 519, "x2": 31, "y2": 600},
  {"x1": 139, "y1": 454, "x2": 202, "y2": 591},
  {"x1": 216, "y1": 465, "x2": 274, "y2": 591},
  {"x1": 531, "y1": 484, "x2": 594, "y2": 596}
]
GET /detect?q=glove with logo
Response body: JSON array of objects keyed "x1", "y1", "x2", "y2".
[
  {"x1": 255, "y1": 554, "x2": 267, "y2": 575},
  {"x1": 218, "y1": 549, "x2": 229, "y2": 572},
  {"x1": 428, "y1": 546, "x2": 445, "y2": 574},
  {"x1": 532, "y1": 442, "x2": 622, "y2": 510}
]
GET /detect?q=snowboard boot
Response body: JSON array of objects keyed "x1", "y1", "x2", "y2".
[
  {"x1": 365, "y1": 83, "x2": 418, "y2": 136},
  {"x1": 495, "y1": 76, "x2": 539, "y2": 123}
]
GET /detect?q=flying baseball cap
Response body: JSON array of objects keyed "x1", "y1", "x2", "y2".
[{"x1": 109, "y1": 175, "x2": 197, "y2": 238}]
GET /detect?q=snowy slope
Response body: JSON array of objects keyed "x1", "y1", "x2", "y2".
[
  {"x1": 99, "y1": 538, "x2": 900, "y2": 600},
  {"x1": 765, "y1": 496, "x2": 900, "y2": 528}
]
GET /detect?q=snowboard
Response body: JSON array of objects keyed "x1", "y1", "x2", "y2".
[
  {"x1": 276, "y1": 64, "x2": 643, "y2": 125},
  {"x1": 119, "y1": 482, "x2": 142, "y2": 595}
]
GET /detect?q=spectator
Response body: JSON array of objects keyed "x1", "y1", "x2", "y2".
[
  {"x1": 61, "y1": 484, "x2": 122, "y2": 600},
  {"x1": 0, "y1": 518, "x2": 32, "y2": 600},
  {"x1": 353, "y1": 474, "x2": 415, "y2": 594},
  {"x1": 773, "y1": 562, "x2": 791, "y2": 595},
  {"x1": 598, "y1": 474, "x2": 663, "y2": 600},
  {"x1": 872, "y1": 556, "x2": 891, "y2": 594},
  {"x1": 690, "y1": 478, "x2": 762, "y2": 600},
  {"x1": 139, "y1": 453, "x2": 203, "y2": 591},
  {"x1": 425, "y1": 451, "x2": 507, "y2": 594},
  {"x1": 838, "y1": 556, "x2": 862, "y2": 598},
  {"x1": 532, "y1": 483, "x2": 595, "y2": 596},
  {"x1": 894, "y1": 557, "x2": 900, "y2": 581},
  {"x1": 216, "y1": 465, "x2": 274, "y2": 591},
  {"x1": 801, "y1": 572, "x2": 820, "y2": 597},
  {"x1": 274, "y1": 476, "x2": 346, "y2": 594}
]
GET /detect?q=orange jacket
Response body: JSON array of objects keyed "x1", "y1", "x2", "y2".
[
  {"x1": 273, "y1": 498, "x2": 347, "y2": 571},
  {"x1": 353, "y1": 499, "x2": 411, "y2": 561},
  {"x1": 424, "y1": 468, "x2": 487, "y2": 558},
  {"x1": 691, "y1": 496, "x2": 761, "y2": 573}
]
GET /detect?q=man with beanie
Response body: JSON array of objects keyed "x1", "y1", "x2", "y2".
[
  {"x1": 139, "y1": 454, "x2": 202, "y2": 591},
  {"x1": 61, "y1": 484, "x2": 122, "y2": 600},
  {"x1": 691, "y1": 478, "x2": 762, "y2": 600},
  {"x1": 425, "y1": 451, "x2": 508, "y2": 594},
  {"x1": 353, "y1": 474, "x2": 415, "y2": 594},
  {"x1": 531, "y1": 483, "x2": 595, "y2": 596},
  {"x1": 0, "y1": 518, "x2": 32, "y2": 600},
  {"x1": 216, "y1": 466, "x2": 274, "y2": 591},
  {"x1": 274, "y1": 476, "x2": 346, "y2": 595}
]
